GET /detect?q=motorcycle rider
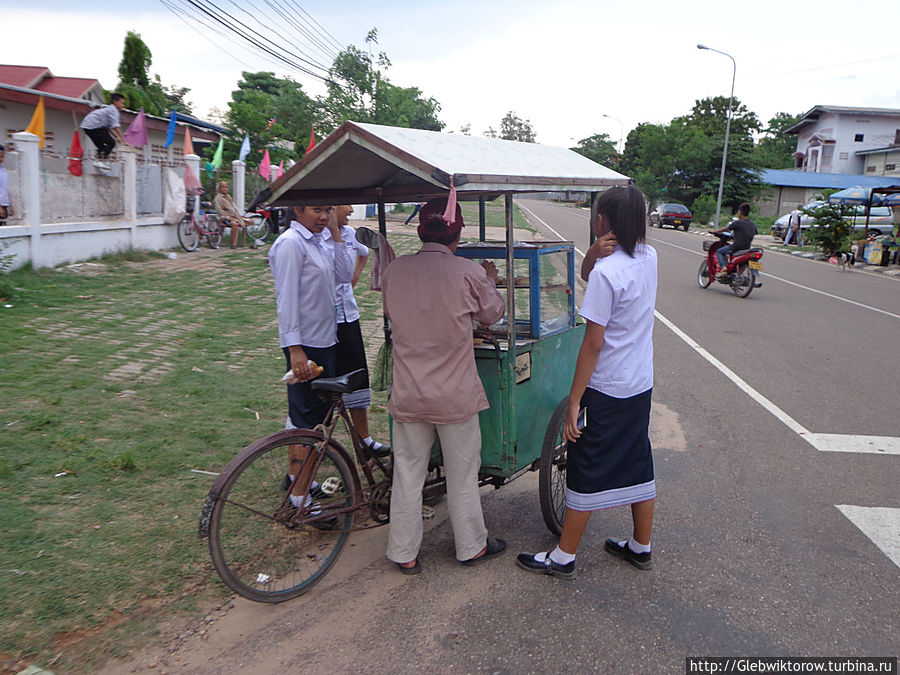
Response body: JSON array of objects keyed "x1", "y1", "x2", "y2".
[{"x1": 711, "y1": 202, "x2": 757, "y2": 280}]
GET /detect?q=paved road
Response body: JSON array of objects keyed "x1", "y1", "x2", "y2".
[{"x1": 109, "y1": 201, "x2": 899, "y2": 674}]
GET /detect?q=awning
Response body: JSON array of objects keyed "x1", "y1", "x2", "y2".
[{"x1": 262, "y1": 121, "x2": 631, "y2": 206}]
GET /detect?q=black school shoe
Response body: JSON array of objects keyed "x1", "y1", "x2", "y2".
[
  {"x1": 364, "y1": 439, "x2": 392, "y2": 458},
  {"x1": 515, "y1": 552, "x2": 576, "y2": 580},
  {"x1": 604, "y1": 538, "x2": 652, "y2": 570}
]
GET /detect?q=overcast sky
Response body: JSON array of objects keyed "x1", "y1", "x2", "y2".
[{"x1": 5, "y1": 0, "x2": 900, "y2": 148}]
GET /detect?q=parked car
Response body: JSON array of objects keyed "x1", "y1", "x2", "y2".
[
  {"x1": 649, "y1": 203, "x2": 692, "y2": 230},
  {"x1": 772, "y1": 202, "x2": 895, "y2": 240}
]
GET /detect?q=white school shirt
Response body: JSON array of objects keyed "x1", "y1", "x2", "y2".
[
  {"x1": 268, "y1": 221, "x2": 354, "y2": 349},
  {"x1": 335, "y1": 225, "x2": 370, "y2": 324},
  {"x1": 579, "y1": 244, "x2": 658, "y2": 398},
  {"x1": 80, "y1": 104, "x2": 121, "y2": 131}
]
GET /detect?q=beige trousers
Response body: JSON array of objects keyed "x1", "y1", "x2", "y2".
[{"x1": 386, "y1": 414, "x2": 488, "y2": 563}]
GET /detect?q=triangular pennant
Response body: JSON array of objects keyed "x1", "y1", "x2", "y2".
[
  {"x1": 183, "y1": 129, "x2": 194, "y2": 157},
  {"x1": 67, "y1": 129, "x2": 83, "y2": 177},
  {"x1": 123, "y1": 109, "x2": 149, "y2": 146},
  {"x1": 25, "y1": 97, "x2": 46, "y2": 148}
]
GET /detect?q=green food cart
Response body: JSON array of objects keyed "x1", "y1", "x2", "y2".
[{"x1": 261, "y1": 121, "x2": 632, "y2": 534}]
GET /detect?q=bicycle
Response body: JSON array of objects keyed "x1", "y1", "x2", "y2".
[
  {"x1": 177, "y1": 198, "x2": 223, "y2": 251},
  {"x1": 199, "y1": 368, "x2": 445, "y2": 603}
]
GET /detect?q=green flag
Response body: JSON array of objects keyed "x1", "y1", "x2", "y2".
[{"x1": 206, "y1": 137, "x2": 224, "y2": 178}]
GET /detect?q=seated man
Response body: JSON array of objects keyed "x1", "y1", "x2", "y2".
[
  {"x1": 213, "y1": 181, "x2": 252, "y2": 249},
  {"x1": 712, "y1": 202, "x2": 757, "y2": 279}
]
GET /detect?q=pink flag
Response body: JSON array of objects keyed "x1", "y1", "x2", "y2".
[
  {"x1": 183, "y1": 163, "x2": 202, "y2": 195},
  {"x1": 183, "y1": 129, "x2": 194, "y2": 157},
  {"x1": 443, "y1": 175, "x2": 458, "y2": 225},
  {"x1": 276, "y1": 160, "x2": 284, "y2": 180},
  {"x1": 123, "y1": 109, "x2": 149, "y2": 146},
  {"x1": 259, "y1": 149, "x2": 271, "y2": 181}
]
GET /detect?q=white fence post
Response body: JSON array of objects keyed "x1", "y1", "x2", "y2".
[
  {"x1": 121, "y1": 147, "x2": 138, "y2": 247},
  {"x1": 232, "y1": 160, "x2": 246, "y2": 213},
  {"x1": 12, "y1": 132, "x2": 42, "y2": 267}
]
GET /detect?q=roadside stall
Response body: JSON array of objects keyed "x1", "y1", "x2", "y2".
[{"x1": 203, "y1": 122, "x2": 630, "y2": 601}]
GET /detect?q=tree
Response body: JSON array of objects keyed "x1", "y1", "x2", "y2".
[
  {"x1": 318, "y1": 29, "x2": 443, "y2": 133},
  {"x1": 224, "y1": 71, "x2": 316, "y2": 170},
  {"x1": 621, "y1": 97, "x2": 763, "y2": 215},
  {"x1": 570, "y1": 133, "x2": 618, "y2": 167},
  {"x1": 499, "y1": 111, "x2": 536, "y2": 142},
  {"x1": 753, "y1": 112, "x2": 801, "y2": 169},
  {"x1": 114, "y1": 31, "x2": 192, "y2": 117},
  {"x1": 162, "y1": 84, "x2": 194, "y2": 116}
]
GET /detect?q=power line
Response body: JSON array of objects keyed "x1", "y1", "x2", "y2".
[
  {"x1": 182, "y1": 0, "x2": 333, "y2": 80},
  {"x1": 287, "y1": 0, "x2": 345, "y2": 53},
  {"x1": 263, "y1": 0, "x2": 342, "y2": 64}
]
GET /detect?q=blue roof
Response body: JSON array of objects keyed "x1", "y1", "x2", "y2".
[{"x1": 761, "y1": 169, "x2": 900, "y2": 189}]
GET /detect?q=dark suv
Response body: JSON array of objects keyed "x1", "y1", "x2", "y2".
[{"x1": 649, "y1": 203, "x2": 692, "y2": 230}]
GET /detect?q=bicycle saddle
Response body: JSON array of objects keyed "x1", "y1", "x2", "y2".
[{"x1": 310, "y1": 368, "x2": 367, "y2": 394}]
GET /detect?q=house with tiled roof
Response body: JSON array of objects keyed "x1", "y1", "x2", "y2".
[{"x1": 0, "y1": 64, "x2": 223, "y2": 161}]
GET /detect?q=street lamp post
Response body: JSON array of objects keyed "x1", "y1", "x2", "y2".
[
  {"x1": 602, "y1": 113, "x2": 624, "y2": 156},
  {"x1": 697, "y1": 44, "x2": 736, "y2": 228}
]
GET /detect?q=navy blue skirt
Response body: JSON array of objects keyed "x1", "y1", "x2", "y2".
[{"x1": 566, "y1": 387, "x2": 655, "y2": 511}]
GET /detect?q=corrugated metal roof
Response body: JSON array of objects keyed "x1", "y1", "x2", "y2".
[
  {"x1": 267, "y1": 121, "x2": 630, "y2": 206},
  {"x1": 761, "y1": 169, "x2": 900, "y2": 189}
]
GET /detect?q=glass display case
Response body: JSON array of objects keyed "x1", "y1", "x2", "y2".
[{"x1": 455, "y1": 240, "x2": 576, "y2": 339}]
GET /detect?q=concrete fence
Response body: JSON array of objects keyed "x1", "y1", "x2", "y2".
[{"x1": 0, "y1": 132, "x2": 249, "y2": 270}]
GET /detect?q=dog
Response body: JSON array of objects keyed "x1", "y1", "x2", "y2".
[{"x1": 832, "y1": 248, "x2": 856, "y2": 272}]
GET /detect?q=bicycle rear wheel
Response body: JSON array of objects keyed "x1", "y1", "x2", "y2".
[
  {"x1": 177, "y1": 214, "x2": 199, "y2": 251},
  {"x1": 205, "y1": 216, "x2": 223, "y2": 249},
  {"x1": 207, "y1": 431, "x2": 358, "y2": 602}
]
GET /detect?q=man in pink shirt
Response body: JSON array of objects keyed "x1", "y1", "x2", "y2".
[{"x1": 382, "y1": 198, "x2": 507, "y2": 574}]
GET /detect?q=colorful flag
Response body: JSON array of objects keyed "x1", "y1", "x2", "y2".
[
  {"x1": 183, "y1": 129, "x2": 194, "y2": 157},
  {"x1": 264, "y1": 116, "x2": 276, "y2": 132},
  {"x1": 210, "y1": 137, "x2": 224, "y2": 170},
  {"x1": 239, "y1": 135, "x2": 250, "y2": 161},
  {"x1": 164, "y1": 109, "x2": 177, "y2": 147},
  {"x1": 123, "y1": 109, "x2": 149, "y2": 146},
  {"x1": 67, "y1": 129, "x2": 83, "y2": 177},
  {"x1": 305, "y1": 125, "x2": 316, "y2": 154},
  {"x1": 276, "y1": 160, "x2": 283, "y2": 180},
  {"x1": 25, "y1": 97, "x2": 46, "y2": 148},
  {"x1": 259, "y1": 149, "x2": 271, "y2": 181}
]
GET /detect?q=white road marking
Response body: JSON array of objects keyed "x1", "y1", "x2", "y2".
[
  {"x1": 525, "y1": 205, "x2": 900, "y2": 456},
  {"x1": 805, "y1": 434, "x2": 900, "y2": 455},
  {"x1": 836, "y1": 505, "x2": 900, "y2": 568},
  {"x1": 517, "y1": 203, "x2": 585, "y2": 257},
  {"x1": 651, "y1": 236, "x2": 900, "y2": 322}
]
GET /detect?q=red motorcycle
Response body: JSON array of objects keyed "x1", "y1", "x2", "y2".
[
  {"x1": 245, "y1": 205, "x2": 291, "y2": 244},
  {"x1": 697, "y1": 232, "x2": 763, "y2": 298}
]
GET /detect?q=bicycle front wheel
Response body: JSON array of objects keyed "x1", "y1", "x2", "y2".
[
  {"x1": 177, "y1": 214, "x2": 199, "y2": 251},
  {"x1": 246, "y1": 214, "x2": 269, "y2": 243},
  {"x1": 207, "y1": 431, "x2": 358, "y2": 602}
]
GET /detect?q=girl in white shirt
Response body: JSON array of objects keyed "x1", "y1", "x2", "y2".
[{"x1": 517, "y1": 184, "x2": 658, "y2": 579}]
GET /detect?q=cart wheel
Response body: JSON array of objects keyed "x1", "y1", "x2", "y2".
[{"x1": 539, "y1": 397, "x2": 570, "y2": 536}]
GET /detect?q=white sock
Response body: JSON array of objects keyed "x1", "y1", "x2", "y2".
[
  {"x1": 627, "y1": 537, "x2": 651, "y2": 554},
  {"x1": 549, "y1": 546, "x2": 576, "y2": 565}
]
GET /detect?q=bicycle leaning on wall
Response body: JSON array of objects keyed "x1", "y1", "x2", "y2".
[{"x1": 177, "y1": 192, "x2": 223, "y2": 251}]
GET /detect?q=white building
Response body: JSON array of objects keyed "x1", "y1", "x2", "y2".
[{"x1": 785, "y1": 105, "x2": 900, "y2": 175}]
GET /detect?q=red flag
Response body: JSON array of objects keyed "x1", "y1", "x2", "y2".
[
  {"x1": 259, "y1": 149, "x2": 271, "y2": 181},
  {"x1": 67, "y1": 129, "x2": 83, "y2": 177},
  {"x1": 305, "y1": 126, "x2": 316, "y2": 154}
]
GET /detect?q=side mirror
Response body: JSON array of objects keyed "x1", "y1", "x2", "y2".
[{"x1": 355, "y1": 226, "x2": 380, "y2": 249}]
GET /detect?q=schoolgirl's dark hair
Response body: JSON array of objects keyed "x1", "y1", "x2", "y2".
[{"x1": 591, "y1": 184, "x2": 647, "y2": 257}]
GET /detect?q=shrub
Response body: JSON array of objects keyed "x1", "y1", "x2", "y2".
[
  {"x1": 803, "y1": 202, "x2": 853, "y2": 255},
  {"x1": 691, "y1": 194, "x2": 716, "y2": 227}
]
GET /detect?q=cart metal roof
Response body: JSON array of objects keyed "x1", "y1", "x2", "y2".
[{"x1": 263, "y1": 121, "x2": 631, "y2": 206}]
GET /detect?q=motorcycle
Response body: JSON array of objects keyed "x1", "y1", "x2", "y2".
[
  {"x1": 244, "y1": 205, "x2": 292, "y2": 244},
  {"x1": 697, "y1": 232, "x2": 763, "y2": 298}
]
